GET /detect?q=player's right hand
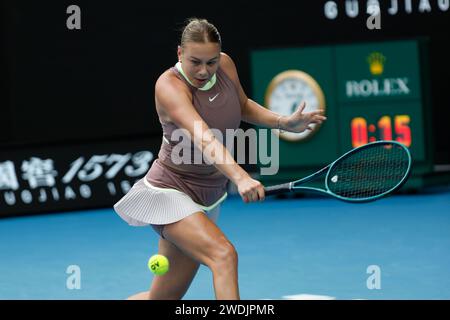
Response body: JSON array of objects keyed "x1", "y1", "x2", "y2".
[{"x1": 236, "y1": 175, "x2": 265, "y2": 203}]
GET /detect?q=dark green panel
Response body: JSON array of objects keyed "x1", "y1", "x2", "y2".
[
  {"x1": 335, "y1": 41, "x2": 422, "y2": 103},
  {"x1": 251, "y1": 47, "x2": 339, "y2": 169}
]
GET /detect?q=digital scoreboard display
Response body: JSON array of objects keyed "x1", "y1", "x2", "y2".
[{"x1": 335, "y1": 40, "x2": 427, "y2": 162}]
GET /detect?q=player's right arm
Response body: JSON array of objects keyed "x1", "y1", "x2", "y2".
[{"x1": 154, "y1": 72, "x2": 264, "y2": 202}]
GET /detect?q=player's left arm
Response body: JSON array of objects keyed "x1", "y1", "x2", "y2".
[
  {"x1": 220, "y1": 52, "x2": 327, "y2": 133},
  {"x1": 220, "y1": 52, "x2": 282, "y2": 129}
]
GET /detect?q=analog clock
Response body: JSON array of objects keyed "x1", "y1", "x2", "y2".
[{"x1": 264, "y1": 70, "x2": 326, "y2": 141}]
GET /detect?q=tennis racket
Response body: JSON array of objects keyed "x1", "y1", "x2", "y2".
[{"x1": 264, "y1": 140, "x2": 412, "y2": 202}]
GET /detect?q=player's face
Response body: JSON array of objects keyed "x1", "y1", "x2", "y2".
[{"x1": 178, "y1": 42, "x2": 221, "y2": 88}]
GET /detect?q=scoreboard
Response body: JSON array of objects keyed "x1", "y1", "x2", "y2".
[
  {"x1": 335, "y1": 41, "x2": 428, "y2": 161},
  {"x1": 251, "y1": 39, "x2": 433, "y2": 189}
]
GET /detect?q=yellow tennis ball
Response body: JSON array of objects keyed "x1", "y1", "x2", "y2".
[{"x1": 148, "y1": 254, "x2": 169, "y2": 276}]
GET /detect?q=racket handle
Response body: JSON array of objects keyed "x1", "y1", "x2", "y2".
[{"x1": 264, "y1": 182, "x2": 293, "y2": 196}]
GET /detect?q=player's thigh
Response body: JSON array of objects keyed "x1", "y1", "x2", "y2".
[{"x1": 162, "y1": 211, "x2": 235, "y2": 268}]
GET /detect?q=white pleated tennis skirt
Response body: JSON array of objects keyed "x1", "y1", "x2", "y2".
[{"x1": 113, "y1": 177, "x2": 227, "y2": 226}]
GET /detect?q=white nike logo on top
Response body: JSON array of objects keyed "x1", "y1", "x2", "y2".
[{"x1": 208, "y1": 93, "x2": 220, "y2": 102}]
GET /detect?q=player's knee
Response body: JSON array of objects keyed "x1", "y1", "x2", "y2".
[{"x1": 209, "y1": 239, "x2": 238, "y2": 270}]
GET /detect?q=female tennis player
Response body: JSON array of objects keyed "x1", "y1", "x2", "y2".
[{"x1": 114, "y1": 18, "x2": 326, "y2": 300}]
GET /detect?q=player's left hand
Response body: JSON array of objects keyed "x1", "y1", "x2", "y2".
[{"x1": 281, "y1": 101, "x2": 327, "y2": 133}]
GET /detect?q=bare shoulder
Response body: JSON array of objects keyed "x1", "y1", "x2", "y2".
[
  {"x1": 219, "y1": 52, "x2": 235, "y2": 68},
  {"x1": 155, "y1": 69, "x2": 192, "y2": 106},
  {"x1": 219, "y1": 52, "x2": 239, "y2": 82},
  {"x1": 154, "y1": 69, "x2": 192, "y2": 121},
  {"x1": 155, "y1": 69, "x2": 189, "y2": 97}
]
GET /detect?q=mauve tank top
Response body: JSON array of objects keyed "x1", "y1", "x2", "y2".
[{"x1": 145, "y1": 64, "x2": 242, "y2": 206}]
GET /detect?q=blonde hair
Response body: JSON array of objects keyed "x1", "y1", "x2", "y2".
[{"x1": 180, "y1": 18, "x2": 221, "y2": 48}]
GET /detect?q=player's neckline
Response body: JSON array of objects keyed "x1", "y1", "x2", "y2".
[{"x1": 175, "y1": 62, "x2": 217, "y2": 91}]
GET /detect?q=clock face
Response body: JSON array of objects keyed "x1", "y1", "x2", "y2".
[{"x1": 265, "y1": 70, "x2": 326, "y2": 141}]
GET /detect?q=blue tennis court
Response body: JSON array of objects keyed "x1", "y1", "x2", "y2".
[{"x1": 1, "y1": 187, "x2": 449, "y2": 300}]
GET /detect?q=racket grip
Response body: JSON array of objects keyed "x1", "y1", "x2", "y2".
[{"x1": 264, "y1": 182, "x2": 293, "y2": 196}]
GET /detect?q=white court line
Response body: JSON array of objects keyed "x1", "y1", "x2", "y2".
[
  {"x1": 260, "y1": 293, "x2": 368, "y2": 300},
  {"x1": 282, "y1": 294, "x2": 336, "y2": 300}
]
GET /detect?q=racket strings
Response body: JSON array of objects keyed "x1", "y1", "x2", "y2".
[{"x1": 327, "y1": 143, "x2": 409, "y2": 199}]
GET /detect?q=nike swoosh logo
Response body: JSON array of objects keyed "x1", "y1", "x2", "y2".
[{"x1": 208, "y1": 93, "x2": 220, "y2": 102}]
